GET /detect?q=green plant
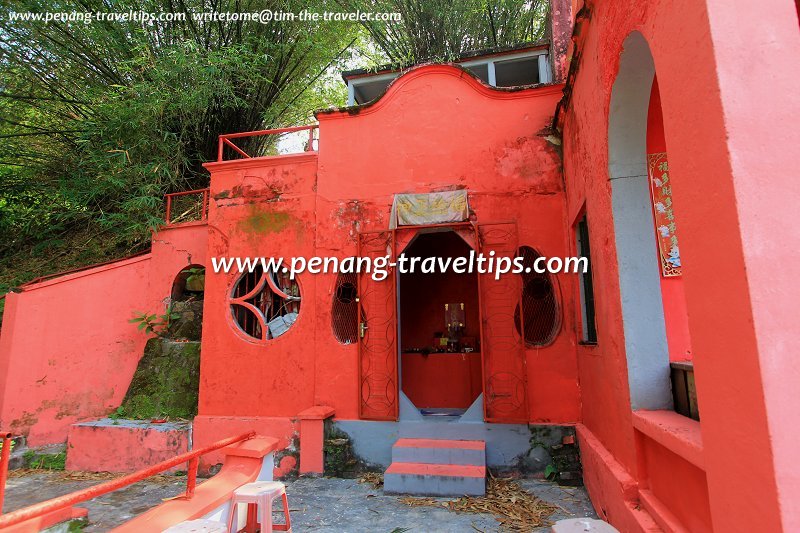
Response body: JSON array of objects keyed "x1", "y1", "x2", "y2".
[
  {"x1": 184, "y1": 267, "x2": 206, "y2": 292},
  {"x1": 67, "y1": 520, "x2": 87, "y2": 532},
  {"x1": 24, "y1": 450, "x2": 66, "y2": 470},
  {"x1": 0, "y1": 439, "x2": 14, "y2": 455},
  {"x1": 129, "y1": 306, "x2": 181, "y2": 337}
]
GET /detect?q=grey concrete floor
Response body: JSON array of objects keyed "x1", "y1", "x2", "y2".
[
  {"x1": 2, "y1": 471, "x2": 188, "y2": 531},
  {"x1": 2, "y1": 472, "x2": 596, "y2": 532},
  {"x1": 285, "y1": 477, "x2": 597, "y2": 533}
]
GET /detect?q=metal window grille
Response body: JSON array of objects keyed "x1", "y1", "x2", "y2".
[
  {"x1": 229, "y1": 263, "x2": 300, "y2": 342},
  {"x1": 331, "y1": 272, "x2": 359, "y2": 344},
  {"x1": 514, "y1": 246, "x2": 561, "y2": 346}
]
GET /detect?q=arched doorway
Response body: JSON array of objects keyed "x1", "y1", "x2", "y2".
[
  {"x1": 608, "y1": 32, "x2": 694, "y2": 414},
  {"x1": 398, "y1": 230, "x2": 482, "y2": 417}
]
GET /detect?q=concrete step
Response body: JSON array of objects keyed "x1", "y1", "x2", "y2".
[
  {"x1": 391, "y1": 438, "x2": 486, "y2": 466},
  {"x1": 384, "y1": 462, "x2": 486, "y2": 496}
]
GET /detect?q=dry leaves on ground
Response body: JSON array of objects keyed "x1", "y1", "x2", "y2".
[
  {"x1": 8, "y1": 469, "x2": 183, "y2": 484},
  {"x1": 399, "y1": 477, "x2": 557, "y2": 532},
  {"x1": 358, "y1": 472, "x2": 384, "y2": 488}
]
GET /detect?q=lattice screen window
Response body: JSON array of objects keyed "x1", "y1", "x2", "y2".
[
  {"x1": 514, "y1": 246, "x2": 561, "y2": 346},
  {"x1": 229, "y1": 263, "x2": 300, "y2": 343},
  {"x1": 332, "y1": 272, "x2": 359, "y2": 344}
]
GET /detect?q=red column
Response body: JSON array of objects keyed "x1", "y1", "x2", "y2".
[{"x1": 298, "y1": 406, "x2": 335, "y2": 475}]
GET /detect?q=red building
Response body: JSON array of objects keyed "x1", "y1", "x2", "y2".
[{"x1": 1, "y1": 0, "x2": 799, "y2": 531}]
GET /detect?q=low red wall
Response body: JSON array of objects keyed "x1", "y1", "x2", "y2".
[
  {"x1": 192, "y1": 415, "x2": 299, "y2": 478},
  {"x1": 0, "y1": 256, "x2": 152, "y2": 445},
  {"x1": 0, "y1": 224, "x2": 207, "y2": 445},
  {"x1": 639, "y1": 436, "x2": 711, "y2": 532},
  {"x1": 66, "y1": 421, "x2": 190, "y2": 473}
]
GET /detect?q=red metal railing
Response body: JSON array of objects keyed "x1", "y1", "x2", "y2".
[
  {"x1": 0, "y1": 432, "x2": 11, "y2": 513},
  {"x1": 165, "y1": 188, "x2": 210, "y2": 226},
  {"x1": 0, "y1": 431, "x2": 255, "y2": 529},
  {"x1": 217, "y1": 125, "x2": 318, "y2": 162}
]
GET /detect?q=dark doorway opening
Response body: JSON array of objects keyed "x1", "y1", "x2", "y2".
[{"x1": 398, "y1": 230, "x2": 482, "y2": 417}]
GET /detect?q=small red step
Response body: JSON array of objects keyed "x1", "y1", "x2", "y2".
[
  {"x1": 385, "y1": 462, "x2": 485, "y2": 478},
  {"x1": 393, "y1": 438, "x2": 485, "y2": 450}
]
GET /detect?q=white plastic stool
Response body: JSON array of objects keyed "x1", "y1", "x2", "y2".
[
  {"x1": 162, "y1": 519, "x2": 227, "y2": 532},
  {"x1": 227, "y1": 481, "x2": 292, "y2": 533}
]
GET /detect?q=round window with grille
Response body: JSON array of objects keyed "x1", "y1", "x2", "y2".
[
  {"x1": 514, "y1": 246, "x2": 561, "y2": 346},
  {"x1": 332, "y1": 272, "x2": 359, "y2": 344},
  {"x1": 229, "y1": 262, "x2": 300, "y2": 343}
]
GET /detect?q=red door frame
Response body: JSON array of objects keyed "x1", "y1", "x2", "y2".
[
  {"x1": 357, "y1": 229, "x2": 398, "y2": 420},
  {"x1": 357, "y1": 221, "x2": 528, "y2": 423},
  {"x1": 474, "y1": 222, "x2": 529, "y2": 423}
]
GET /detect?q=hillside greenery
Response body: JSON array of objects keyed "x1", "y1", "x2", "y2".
[{"x1": 0, "y1": 0, "x2": 549, "y2": 314}]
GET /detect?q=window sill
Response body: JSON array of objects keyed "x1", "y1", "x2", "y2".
[
  {"x1": 577, "y1": 341, "x2": 600, "y2": 356},
  {"x1": 632, "y1": 409, "x2": 703, "y2": 469}
]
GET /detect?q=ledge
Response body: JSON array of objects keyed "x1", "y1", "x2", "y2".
[
  {"x1": 638, "y1": 489, "x2": 687, "y2": 533},
  {"x1": 632, "y1": 410, "x2": 704, "y2": 469},
  {"x1": 203, "y1": 151, "x2": 318, "y2": 172},
  {"x1": 298, "y1": 405, "x2": 336, "y2": 420},
  {"x1": 222, "y1": 436, "x2": 279, "y2": 459}
]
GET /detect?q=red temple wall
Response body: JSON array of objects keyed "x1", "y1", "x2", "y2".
[
  {"x1": 197, "y1": 67, "x2": 581, "y2": 440},
  {"x1": 0, "y1": 224, "x2": 207, "y2": 445},
  {"x1": 561, "y1": 0, "x2": 800, "y2": 531},
  {"x1": 646, "y1": 77, "x2": 692, "y2": 362}
]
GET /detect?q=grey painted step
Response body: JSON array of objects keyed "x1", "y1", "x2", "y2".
[
  {"x1": 391, "y1": 438, "x2": 486, "y2": 466},
  {"x1": 384, "y1": 462, "x2": 486, "y2": 496}
]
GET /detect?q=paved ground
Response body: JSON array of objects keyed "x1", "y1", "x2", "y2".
[
  {"x1": 285, "y1": 477, "x2": 596, "y2": 532},
  {"x1": 2, "y1": 471, "x2": 189, "y2": 531},
  {"x1": 3, "y1": 472, "x2": 596, "y2": 532}
]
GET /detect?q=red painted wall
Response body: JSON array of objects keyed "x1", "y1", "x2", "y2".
[
  {"x1": 314, "y1": 66, "x2": 580, "y2": 424},
  {"x1": 197, "y1": 65, "x2": 581, "y2": 451},
  {"x1": 561, "y1": 0, "x2": 800, "y2": 531},
  {"x1": 640, "y1": 438, "x2": 712, "y2": 532},
  {"x1": 0, "y1": 224, "x2": 207, "y2": 445},
  {"x1": 646, "y1": 77, "x2": 692, "y2": 362},
  {"x1": 401, "y1": 353, "x2": 482, "y2": 409}
]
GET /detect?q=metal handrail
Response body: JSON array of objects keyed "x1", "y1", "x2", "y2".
[
  {"x1": 217, "y1": 125, "x2": 318, "y2": 161},
  {"x1": 0, "y1": 431, "x2": 255, "y2": 529},
  {"x1": 0, "y1": 432, "x2": 12, "y2": 513},
  {"x1": 165, "y1": 188, "x2": 210, "y2": 226}
]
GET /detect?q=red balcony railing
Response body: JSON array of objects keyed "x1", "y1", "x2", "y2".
[
  {"x1": 0, "y1": 431, "x2": 255, "y2": 529},
  {"x1": 165, "y1": 188, "x2": 210, "y2": 226},
  {"x1": 217, "y1": 125, "x2": 318, "y2": 162}
]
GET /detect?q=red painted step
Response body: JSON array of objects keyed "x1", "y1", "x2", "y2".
[
  {"x1": 385, "y1": 462, "x2": 485, "y2": 478},
  {"x1": 393, "y1": 438, "x2": 485, "y2": 450}
]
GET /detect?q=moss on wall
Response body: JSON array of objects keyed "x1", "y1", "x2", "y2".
[
  {"x1": 323, "y1": 423, "x2": 377, "y2": 478},
  {"x1": 238, "y1": 209, "x2": 293, "y2": 235},
  {"x1": 167, "y1": 299, "x2": 204, "y2": 341},
  {"x1": 118, "y1": 338, "x2": 200, "y2": 420}
]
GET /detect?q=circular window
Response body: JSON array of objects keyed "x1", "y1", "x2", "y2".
[
  {"x1": 229, "y1": 262, "x2": 300, "y2": 342},
  {"x1": 514, "y1": 246, "x2": 561, "y2": 346}
]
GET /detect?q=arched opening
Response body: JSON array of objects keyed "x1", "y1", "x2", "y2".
[
  {"x1": 167, "y1": 264, "x2": 206, "y2": 341},
  {"x1": 171, "y1": 264, "x2": 205, "y2": 301},
  {"x1": 609, "y1": 32, "x2": 695, "y2": 416}
]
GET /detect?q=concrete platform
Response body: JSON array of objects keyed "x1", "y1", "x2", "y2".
[{"x1": 66, "y1": 418, "x2": 191, "y2": 473}]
